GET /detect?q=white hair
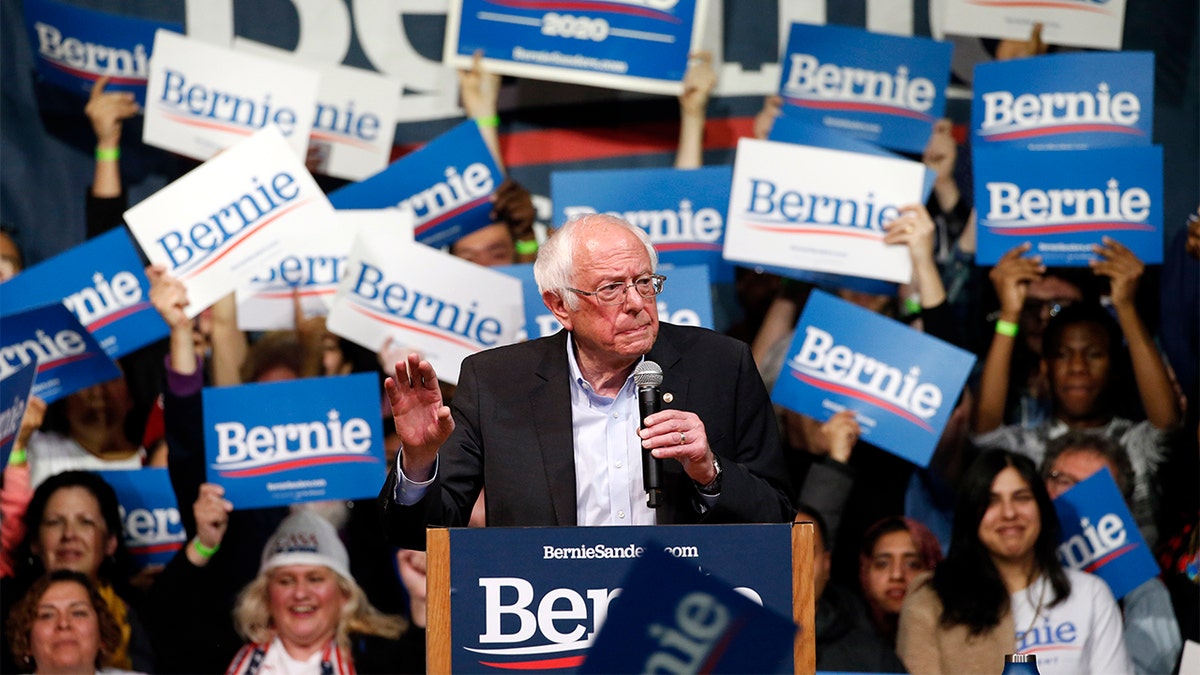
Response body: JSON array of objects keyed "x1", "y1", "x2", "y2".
[{"x1": 533, "y1": 213, "x2": 657, "y2": 310}]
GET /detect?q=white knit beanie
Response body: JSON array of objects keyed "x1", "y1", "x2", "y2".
[{"x1": 260, "y1": 510, "x2": 352, "y2": 581}]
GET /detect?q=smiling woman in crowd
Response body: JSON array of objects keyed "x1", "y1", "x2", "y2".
[
  {"x1": 896, "y1": 450, "x2": 1131, "y2": 675},
  {"x1": 1, "y1": 472, "x2": 154, "y2": 673},
  {"x1": 226, "y1": 510, "x2": 421, "y2": 675}
]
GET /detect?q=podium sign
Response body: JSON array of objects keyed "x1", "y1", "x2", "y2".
[{"x1": 439, "y1": 524, "x2": 793, "y2": 673}]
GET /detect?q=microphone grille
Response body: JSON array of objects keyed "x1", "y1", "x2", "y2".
[{"x1": 633, "y1": 360, "x2": 663, "y2": 387}]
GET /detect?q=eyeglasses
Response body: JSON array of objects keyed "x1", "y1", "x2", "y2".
[
  {"x1": 567, "y1": 274, "x2": 666, "y2": 306},
  {"x1": 1046, "y1": 470, "x2": 1080, "y2": 492}
]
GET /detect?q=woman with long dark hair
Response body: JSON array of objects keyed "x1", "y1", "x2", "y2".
[{"x1": 896, "y1": 450, "x2": 1131, "y2": 674}]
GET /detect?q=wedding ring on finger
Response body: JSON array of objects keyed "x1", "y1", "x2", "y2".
[{"x1": 679, "y1": 432, "x2": 686, "y2": 445}]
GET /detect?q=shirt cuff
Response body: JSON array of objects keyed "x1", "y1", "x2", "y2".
[
  {"x1": 165, "y1": 354, "x2": 204, "y2": 397},
  {"x1": 394, "y1": 450, "x2": 437, "y2": 506}
]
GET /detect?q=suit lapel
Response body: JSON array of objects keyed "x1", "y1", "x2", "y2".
[
  {"x1": 531, "y1": 331, "x2": 578, "y2": 526},
  {"x1": 648, "y1": 325, "x2": 689, "y2": 410}
]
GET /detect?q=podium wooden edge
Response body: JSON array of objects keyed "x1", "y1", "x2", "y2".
[
  {"x1": 792, "y1": 521, "x2": 816, "y2": 675},
  {"x1": 428, "y1": 528, "x2": 452, "y2": 673}
]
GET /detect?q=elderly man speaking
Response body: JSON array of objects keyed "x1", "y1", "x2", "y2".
[{"x1": 379, "y1": 214, "x2": 793, "y2": 547}]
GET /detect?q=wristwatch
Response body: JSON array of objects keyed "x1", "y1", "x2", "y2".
[{"x1": 696, "y1": 455, "x2": 722, "y2": 496}]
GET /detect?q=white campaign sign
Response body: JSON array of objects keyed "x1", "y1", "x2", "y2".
[
  {"x1": 124, "y1": 127, "x2": 335, "y2": 318},
  {"x1": 309, "y1": 63, "x2": 403, "y2": 180},
  {"x1": 236, "y1": 209, "x2": 414, "y2": 332},
  {"x1": 943, "y1": 0, "x2": 1127, "y2": 51},
  {"x1": 235, "y1": 40, "x2": 403, "y2": 181},
  {"x1": 326, "y1": 230, "x2": 524, "y2": 385},
  {"x1": 142, "y1": 29, "x2": 320, "y2": 160},
  {"x1": 723, "y1": 138, "x2": 921, "y2": 284}
]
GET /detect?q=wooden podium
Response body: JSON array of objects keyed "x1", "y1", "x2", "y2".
[{"x1": 426, "y1": 522, "x2": 817, "y2": 674}]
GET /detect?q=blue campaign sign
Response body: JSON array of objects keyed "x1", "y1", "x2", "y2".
[
  {"x1": 974, "y1": 145, "x2": 1163, "y2": 266},
  {"x1": 551, "y1": 166, "x2": 735, "y2": 283},
  {"x1": 496, "y1": 263, "x2": 714, "y2": 339},
  {"x1": 0, "y1": 303, "x2": 121, "y2": 404},
  {"x1": 447, "y1": 524, "x2": 793, "y2": 673},
  {"x1": 580, "y1": 545, "x2": 794, "y2": 674},
  {"x1": 447, "y1": 0, "x2": 702, "y2": 94},
  {"x1": 1052, "y1": 470, "x2": 1158, "y2": 600},
  {"x1": 777, "y1": 22, "x2": 952, "y2": 154},
  {"x1": 202, "y1": 373, "x2": 386, "y2": 510},
  {"x1": 972, "y1": 52, "x2": 1155, "y2": 151},
  {"x1": 772, "y1": 290, "x2": 974, "y2": 467},
  {"x1": 22, "y1": 0, "x2": 181, "y2": 104},
  {"x1": 328, "y1": 121, "x2": 501, "y2": 249},
  {"x1": 0, "y1": 228, "x2": 169, "y2": 359},
  {"x1": 0, "y1": 362, "x2": 37, "y2": 468},
  {"x1": 96, "y1": 468, "x2": 187, "y2": 569},
  {"x1": 768, "y1": 115, "x2": 937, "y2": 201}
]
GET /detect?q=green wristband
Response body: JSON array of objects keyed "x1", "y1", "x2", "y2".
[
  {"x1": 192, "y1": 538, "x2": 220, "y2": 558},
  {"x1": 903, "y1": 295, "x2": 922, "y2": 316},
  {"x1": 95, "y1": 146, "x2": 120, "y2": 162},
  {"x1": 995, "y1": 319, "x2": 1019, "y2": 337},
  {"x1": 7, "y1": 447, "x2": 26, "y2": 466},
  {"x1": 515, "y1": 239, "x2": 539, "y2": 255},
  {"x1": 475, "y1": 115, "x2": 500, "y2": 129}
]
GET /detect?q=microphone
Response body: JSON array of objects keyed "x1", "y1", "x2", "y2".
[{"x1": 633, "y1": 360, "x2": 664, "y2": 508}]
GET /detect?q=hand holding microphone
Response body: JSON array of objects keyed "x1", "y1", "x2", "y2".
[{"x1": 635, "y1": 361, "x2": 721, "y2": 506}]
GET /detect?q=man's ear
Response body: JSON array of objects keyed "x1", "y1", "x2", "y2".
[{"x1": 543, "y1": 291, "x2": 573, "y2": 332}]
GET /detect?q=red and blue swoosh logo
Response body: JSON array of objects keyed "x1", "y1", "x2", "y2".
[
  {"x1": 413, "y1": 194, "x2": 493, "y2": 237},
  {"x1": 967, "y1": 0, "x2": 1115, "y2": 16},
  {"x1": 789, "y1": 368, "x2": 934, "y2": 433},
  {"x1": 216, "y1": 454, "x2": 377, "y2": 478},
  {"x1": 348, "y1": 301, "x2": 486, "y2": 352},
  {"x1": 986, "y1": 219, "x2": 1155, "y2": 236},
  {"x1": 784, "y1": 96, "x2": 935, "y2": 122},
  {"x1": 978, "y1": 123, "x2": 1144, "y2": 142}
]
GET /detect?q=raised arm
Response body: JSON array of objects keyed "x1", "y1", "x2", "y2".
[
  {"x1": 884, "y1": 203, "x2": 946, "y2": 310},
  {"x1": 385, "y1": 353, "x2": 455, "y2": 481},
  {"x1": 459, "y1": 50, "x2": 503, "y2": 169},
  {"x1": 752, "y1": 95, "x2": 783, "y2": 140},
  {"x1": 208, "y1": 293, "x2": 248, "y2": 387},
  {"x1": 1092, "y1": 237, "x2": 1181, "y2": 430},
  {"x1": 973, "y1": 243, "x2": 1044, "y2": 433},
  {"x1": 147, "y1": 265, "x2": 196, "y2": 377},
  {"x1": 675, "y1": 51, "x2": 716, "y2": 169},
  {"x1": 86, "y1": 76, "x2": 138, "y2": 200}
]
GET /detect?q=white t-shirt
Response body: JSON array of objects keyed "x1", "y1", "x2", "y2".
[
  {"x1": 27, "y1": 431, "x2": 143, "y2": 489},
  {"x1": 1010, "y1": 569, "x2": 1133, "y2": 675}
]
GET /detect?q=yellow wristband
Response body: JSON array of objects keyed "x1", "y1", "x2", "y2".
[
  {"x1": 192, "y1": 538, "x2": 219, "y2": 558},
  {"x1": 95, "y1": 146, "x2": 120, "y2": 162},
  {"x1": 474, "y1": 115, "x2": 499, "y2": 129},
  {"x1": 515, "y1": 239, "x2": 538, "y2": 255},
  {"x1": 995, "y1": 319, "x2": 1019, "y2": 337}
]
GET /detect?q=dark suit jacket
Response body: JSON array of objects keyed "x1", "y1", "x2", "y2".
[{"x1": 378, "y1": 323, "x2": 794, "y2": 549}]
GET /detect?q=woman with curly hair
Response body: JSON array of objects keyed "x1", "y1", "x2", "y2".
[
  {"x1": 1, "y1": 471, "x2": 154, "y2": 672},
  {"x1": 6, "y1": 569, "x2": 131, "y2": 674}
]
